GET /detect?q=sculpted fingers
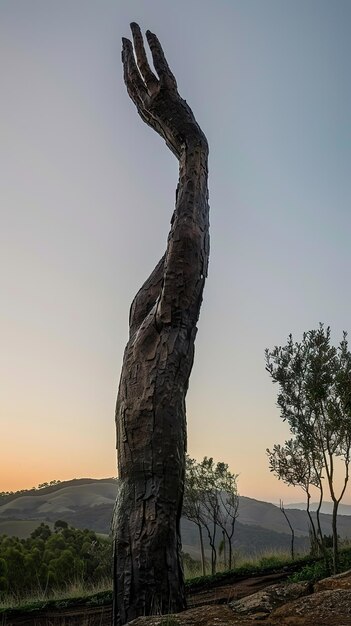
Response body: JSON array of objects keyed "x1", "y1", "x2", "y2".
[
  {"x1": 145, "y1": 30, "x2": 177, "y2": 90},
  {"x1": 130, "y1": 23, "x2": 159, "y2": 95},
  {"x1": 122, "y1": 37, "x2": 149, "y2": 109},
  {"x1": 121, "y1": 26, "x2": 183, "y2": 159},
  {"x1": 122, "y1": 38, "x2": 171, "y2": 148}
]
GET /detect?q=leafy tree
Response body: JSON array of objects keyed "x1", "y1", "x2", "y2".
[
  {"x1": 215, "y1": 462, "x2": 239, "y2": 570},
  {"x1": 30, "y1": 523, "x2": 52, "y2": 541},
  {"x1": 266, "y1": 325, "x2": 351, "y2": 572},
  {"x1": 196, "y1": 457, "x2": 220, "y2": 575},
  {"x1": 267, "y1": 438, "x2": 324, "y2": 554},
  {"x1": 182, "y1": 456, "x2": 207, "y2": 575},
  {"x1": 54, "y1": 519, "x2": 68, "y2": 531},
  {"x1": 0, "y1": 558, "x2": 8, "y2": 592},
  {"x1": 3, "y1": 546, "x2": 25, "y2": 590},
  {"x1": 0, "y1": 522, "x2": 112, "y2": 598},
  {"x1": 183, "y1": 455, "x2": 239, "y2": 575}
]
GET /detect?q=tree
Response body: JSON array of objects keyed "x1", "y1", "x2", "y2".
[
  {"x1": 266, "y1": 325, "x2": 351, "y2": 573},
  {"x1": 267, "y1": 439, "x2": 323, "y2": 554},
  {"x1": 196, "y1": 457, "x2": 220, "y2": 576},
  {"x1": 112, "y1": 24, "x2": 210, "y2": 625},
  {"x1": 279, "y1": 500, "x2": 295, "y2": 560},
  {"x1": 182, "y1": 456, "x2": 207, "y2": 576},
  {"x1": 183, "y1": 456, "x2": 239, "y2": 575},
  {"x1": 54, "y1": 520, "x2": 68, "y2": 532},
  {"x1": 0, "y1": 522, "x2": 112, "y2": 596},
  {"x1": 0, "y1": 558, "x2": 7, "y2": 593},
  {"x1": 215, "y1": 463, "x2": 239, "y2": 570},
  {"x1": 198, "y1": 458, "x2": 239, "y2": 574},
  {"x1": 30, "y1": 523, "x2": 52, "y2": 541}
]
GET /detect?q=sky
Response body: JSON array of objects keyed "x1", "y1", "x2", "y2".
[{"x1": 1, "y1": 0, "x2": 350, "y2": 504}]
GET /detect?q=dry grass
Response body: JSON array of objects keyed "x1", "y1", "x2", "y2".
[
  {"x1": 183, "y1": 546, "x2": 306, "y2": 579},
  {"x1": 0, "y1": 577, "x2": 112, "y2": 611},
  {"x1": 0, "y1": 547, "x2": 308, "y2": 612}
]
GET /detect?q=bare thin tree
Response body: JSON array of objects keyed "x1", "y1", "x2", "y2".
[
  {"x1": 112, "y1": 24, "x2": 209, "y2": 625},
  {"x1": 183, "y1": 455, "x2": 207, "y2": 576},
  {"x1": 279, "y1": 499, "x2": 295, "y2": 560}
]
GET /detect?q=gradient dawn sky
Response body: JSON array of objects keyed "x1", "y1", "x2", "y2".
[{"x1": 1, "y1": 0, "x2": 350, "y2": 504}]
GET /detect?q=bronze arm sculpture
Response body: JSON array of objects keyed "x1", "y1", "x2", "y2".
[{"x1": 113, "y1": 23, "x2": 209, "y2": 625}]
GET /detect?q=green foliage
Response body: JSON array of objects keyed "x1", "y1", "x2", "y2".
[
  {"x1": 54, "y1": 519, "x2": 68, "y2": 531},
  {"x1": 289, "y1": 546, "x2": 351, "y2": 583},
  {"x1": 322, "y1": 534, "x2": 334, "y2": 549},
  {"x1": 259, "y1": 554, "x2": 287, "y2": 568},
  {"x1": 183, "y1": 455, "x2": 239, "y2": 575},
  {"x1": 338, "y1": 546, "x2": 351, "y2": 571},
  {"x1": 289, "y1": 560, "x2": 328, "y2": 583},
  {"x1": 0, "y1": 522, "x2": 111, "y2": 599},
  {"x1": 266, "y1": 325, "x2": 351, "y2": 571}
]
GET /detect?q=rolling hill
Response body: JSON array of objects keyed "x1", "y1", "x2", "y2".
[
  {"x1": 1, "y1": 478, "x2": 351, "y2": 557},
  {"x1": 285, "y1": 501, "x2": 351, "y2": 516}
]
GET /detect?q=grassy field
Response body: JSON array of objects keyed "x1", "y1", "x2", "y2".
[
  {"x1": 4, "y1": 544, "x2": 351, "y2": 615},
  {"x1": 0, "y1": 547, "x2": 303, "y2": 613},
  {"x1": 0, "y1": 577, "x2": 113, "y2": 611},
  {"x1": 183, "y1": 546, "x2": 299, "y2": 579},
  {"x1": 3, "y1": 549, "x2": 350, "y2": 626},
  {"x1": 0, "y1": 519, "x2": 54, "y2": 539}
]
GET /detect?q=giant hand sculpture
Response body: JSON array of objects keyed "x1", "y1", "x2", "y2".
[{"x1": 113, "y1": 23, "x2": 209, "y2": 625}]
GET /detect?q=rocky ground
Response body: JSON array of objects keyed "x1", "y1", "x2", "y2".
[
  {"x1": 4, "y1": 570, "x2": 351, "y2": 625},
  {"x1": 129, "y1": 570, "x2": 351, "y2": 626}
]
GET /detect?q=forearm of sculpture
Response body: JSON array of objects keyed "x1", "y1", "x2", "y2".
[
  {"x1": 121, "y1": 24, "x2": 209, "y2": 329},
  {"x1": 156, "y1": 139, "x2": 209, "y2": 327},
  {"x1": 129, "y1": 137, "x2": 208, "y2": 334}
]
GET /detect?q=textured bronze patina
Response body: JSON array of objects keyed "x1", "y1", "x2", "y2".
[{"x1": 113, "y1": 23, "x2": 209, "y2": 625}]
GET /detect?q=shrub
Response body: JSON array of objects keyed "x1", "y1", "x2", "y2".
[{"x1": 289, "y1": 561, "x2": 328, "y2": 583}]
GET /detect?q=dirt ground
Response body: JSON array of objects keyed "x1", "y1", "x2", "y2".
[{"x1": 2, "y1": 572, "x2": 289, "y2": 625}]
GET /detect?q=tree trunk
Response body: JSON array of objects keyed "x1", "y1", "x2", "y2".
[
  {"x1": 280, "y1": 501, "x2": 294, "y2": 560},
  {"x1": 198, "y1": 524, "x2": 206, "y2": 576},
  {"x1": 306, "y1": 491, "x2": 318, "y2": 555},
  {"x1": 227, "y1": 521, "x2": 236, "y2": 570},
  {"x1": 210, "y1": 522, "x2": 217, "y2": 575},
  {"x1": 228, "y1": 537, "x2": 233, "y2": 571},
  {"x1": 332, "y1": 500, "x2": 339, "y2": 574},
  {"x1": 113, "y1": 25, "x2": 210, "y2": 626},
  {"x1": 315, "y1": 484, "x2": 324, "y2": 549},
  {"x1": 202, "y1": 519, "x2": 217, "y2": 576},
  {"x1": 222, "y1": 530, "x2": 227, "y2": 569},
  {"x1": 314, "y1": 482, "x2": 331, "y2": 571}
]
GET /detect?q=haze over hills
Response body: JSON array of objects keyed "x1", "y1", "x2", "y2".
[
  {"x1": 285, "y1": 502, "x2": 351, "y2": 516},
  {"x1": 1, "y1": 479, "x2": 351, "y2": 558}
]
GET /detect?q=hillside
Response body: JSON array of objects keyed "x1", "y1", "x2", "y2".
[
  {"x1": 1, "y1": 479, "x2": 351, "y2": 556},
  {"x1": 237, "y1": 495, "x2": 351, "y2": 539},
  {"x1": 285, "y1": 501, "x2": 351, "y2": 516}
]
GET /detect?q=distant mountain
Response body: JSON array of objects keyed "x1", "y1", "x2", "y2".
[
  {"x1": 237, "y1": 496, "x2": 351, "y2": 538},
  {"x1": 284, "y1": 501, "x2": 351, "y2": 516},
  {"x1": 1, "y1": 479, "x2": 351, "y2": 558}
]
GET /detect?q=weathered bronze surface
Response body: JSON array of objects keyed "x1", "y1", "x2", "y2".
[{"x1": 113, "y1": 23, "x2": 209, "y2": 625}]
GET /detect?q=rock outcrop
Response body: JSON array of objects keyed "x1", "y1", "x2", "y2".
[
  {"x1": 314, "y1": 568, "x2": 351, "y2": 592},
  {"x1": 229, "y1": 581, "x2": 311, "y2": 616},
  {"x1": 271, "y1": 588, "x2": 351, "y2": 624},
  {"x1": 127, "y1": 571, "x2": 351, "y2": 625}
]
